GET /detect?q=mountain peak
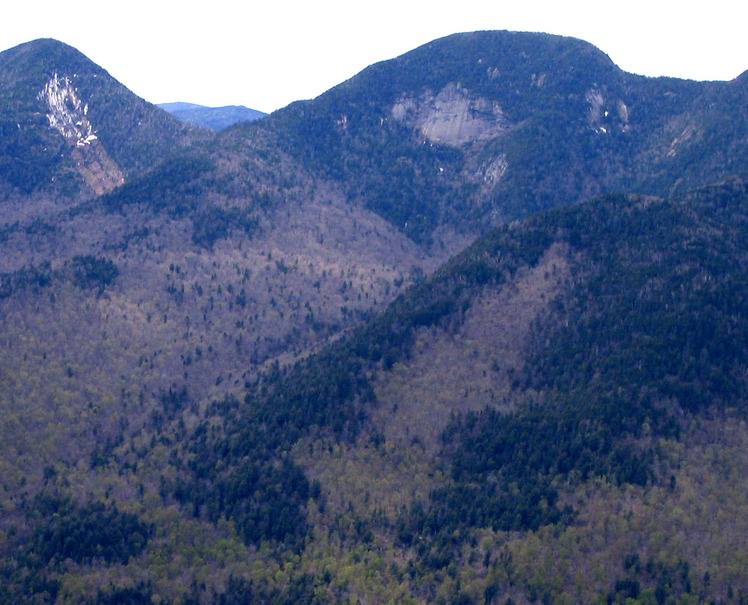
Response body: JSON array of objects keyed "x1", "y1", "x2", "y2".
[
  {"x1": 354, "y1": 29, "x2": 622, "y2": 103},
  {"x1": 0, "y1": 38, "x2": 209, "y2": 200},
  {"x1": 422, "y1": 29, "x2": 617, "y2": 65},
  {"x1": 0, "y1": 38, "x2": 109, "y2": 88}
]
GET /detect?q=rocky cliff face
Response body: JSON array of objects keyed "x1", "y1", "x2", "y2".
[
  {"x1": 38, "y1": 73, "x2": 124, "y2": 194},
  {"x1": 391, "y1": 82, "x2": 510, "y2": 146}
]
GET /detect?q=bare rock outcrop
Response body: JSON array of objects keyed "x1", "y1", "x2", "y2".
[{"x1": 391, "y1": 83, "x2": 510, "y2": 147}]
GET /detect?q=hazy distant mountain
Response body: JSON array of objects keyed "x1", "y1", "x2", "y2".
[
  {"x1": 158, "y1": 102, "x2": 267, "y2": 130},
  {"x1": 0, "y1": 31, "x2": 746, "y2": 604}
]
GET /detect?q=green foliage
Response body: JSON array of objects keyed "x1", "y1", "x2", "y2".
[
  {"x1": 602, "y1": 555, "x2": 698, "y2": 605},
  {"x1": 396, "y1": 183, "x2": 748, "y2": 564},
  {"x1": 176, "y1": 452, "x2": 312, "y2": 550},
  {"x1": 191, "y1": 205, "x2": 259, "y2": 248},
  {"x1": 24, "y1": 494, "x2": 152, "y2": 565},
  {"x1": 529, "y1": 185, "x2": 748, "y2": 416},
  {"x1": 453, "y1": 395, "x2": 655, "y2": 486},
  {"x1": 173, "y1": 341, "x2": 374, "y2": 548},
  {"x1": 0, "y1": 256, "x2": 118, "y2": 298},
  {"x1": 98, "y1": 154, "x2": 261, "y2": 247},
  {"x1": 90, "y1": 583, "x2": 159, "y2": 605},
  {"x1": 211, "y1": 574, "x2": 330, "y2": 605},
  {"x1": 0, "y1": 32, "x2": 747, "y2": 605},
  {"x1": 403, "y1": 390, "x2": 653, "y2": 550},
  {"x1": 0, "y1": 262, "x2": 52, "y2": 297},
  {"x1": 0, "y1": 493, "x2": 152, "y2": 603},
  {"x1": 71, "y1": 255, "x2": 119, "y2": 289},
  {"x1": 101, "y1": 155, "x2": 215, "y2": 216},
  {"x1": 0, "y1": 558, "x2": 59, "y2": 605},
  {"x1": 169, "y1": 207, "x2": 558, "y2": 564}
]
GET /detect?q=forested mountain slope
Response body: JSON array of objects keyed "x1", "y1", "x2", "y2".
[
  {"x1": 4, "y1": 180, "x2": 748, "y2": 603},
  {"x1": 0, "y1": 39, "x2": 209, "y2": 225},
  {"x1": 162, "y1": 179, "x2": 748, "y2": 603},
  {"x1": 231, "y1": 31, "x2": 745, "y2": 243},
  {"x1": 0, "y1": 31, "x2": 746, "y2": 604}
]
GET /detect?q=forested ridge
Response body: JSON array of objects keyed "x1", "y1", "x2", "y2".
[
  {"x1": 0, "y1": 30, "x2": 747, "y2": 604},
  {"x1": 80, "y1": 180, "x2": 747, "y2": 603}
]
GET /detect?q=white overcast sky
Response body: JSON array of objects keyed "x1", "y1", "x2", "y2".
[{"x1": 2, "y1": 0, "x2": 746, "y2": 113}]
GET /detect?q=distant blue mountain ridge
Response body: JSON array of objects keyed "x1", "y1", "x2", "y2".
[{"x1": 158, "y1": 102, "x2": 267, "y2": 130}]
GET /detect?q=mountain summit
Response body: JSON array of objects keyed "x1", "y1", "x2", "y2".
[
  {"x1": 0, "y1": 39, "x2": 206, "y2": 202},
  {"x1": 230, "y1": 30, "x2": 742, "y2": 242}
]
